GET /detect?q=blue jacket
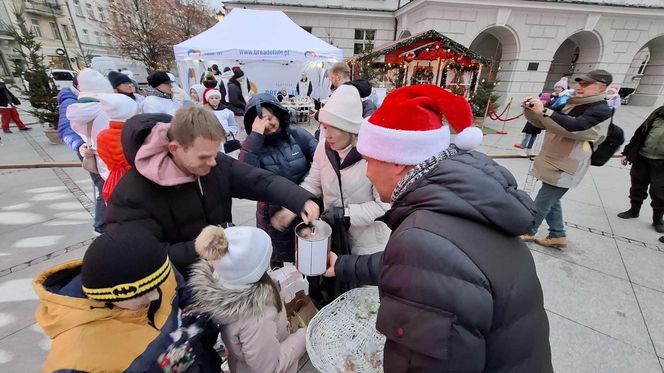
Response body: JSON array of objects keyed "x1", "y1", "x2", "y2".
[
  {"x1": 57, "y1": 88, "x2": 84, "y2": 156},
  {"x1": 549, "y1": 93, "x2": 569, "y2": 111},
  {"x1": 240, "y1": 126, "x2": 317, "y2": 263}
]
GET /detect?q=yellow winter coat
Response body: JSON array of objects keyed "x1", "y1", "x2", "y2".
[{"x1": 33, "y1": 259, "x2": 178, "y2": 372}]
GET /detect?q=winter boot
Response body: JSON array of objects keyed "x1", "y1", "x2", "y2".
[
  {"x1": 534, "y1": 236, "x2": 567, "y2": 249},
  {"x1": 653, "y1": 210, "x2": 664, "y2": 233},
  {"x1": 519, "y1": 234, "x2": 537, "y2": 242},
  {"x1": 617, "y1": 204, "x2": 640, "y2": 219}
]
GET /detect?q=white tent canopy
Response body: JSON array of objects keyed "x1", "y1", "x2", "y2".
[{"x1": 173, "y1": 9, "x2": 343, "y2": 62}]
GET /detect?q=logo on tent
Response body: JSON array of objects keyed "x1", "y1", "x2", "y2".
[
  {"x1": 187, "y1": 49, "x2": 202, "y2": 57},
  {"x1": 304, "y1": 51, "x2": 317, "y2": 58}
]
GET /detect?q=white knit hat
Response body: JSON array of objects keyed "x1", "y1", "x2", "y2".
[
  {"x1": 319, "y1": 85, "x2": 363, "y2": 134},
  {"x1": 554, "y1": 77, "x2": 569, "y2": 90},
  {"x1": 77, "y1": 68, "x2": 113, "y2": 99},
  {"x1": 201, "y1": 226, "x2": 272, "y2": 288}
]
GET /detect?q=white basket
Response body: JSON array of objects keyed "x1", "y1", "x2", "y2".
[{"x1": 306, "y1": 286, "x2": 386, "y2": 372}]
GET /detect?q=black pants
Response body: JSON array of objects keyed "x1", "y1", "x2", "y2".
[{"x1": 630, "y1": 154, "x2": 664, "y2": 212}]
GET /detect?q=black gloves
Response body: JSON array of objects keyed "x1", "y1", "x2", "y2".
[{"x1": 320, "y1": 207, "x2": 350, "y2": 230}]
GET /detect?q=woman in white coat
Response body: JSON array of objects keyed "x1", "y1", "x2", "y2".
[{"x1": 272, "y1": 84, "x2": 390, "y2": 255}]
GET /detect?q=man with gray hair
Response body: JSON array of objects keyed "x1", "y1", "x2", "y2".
[{"x1": 521, "y1": 69, "x2": 614, "y2": 248}]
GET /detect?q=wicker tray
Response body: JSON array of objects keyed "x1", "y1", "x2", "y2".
[{"x1": 306, "y1": 286, "x2": 385, "y2": 372}]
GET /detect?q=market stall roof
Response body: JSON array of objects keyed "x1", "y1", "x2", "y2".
[
  {"x1": 355, "y1": 30, "x2": 491, "y2": 65},
  {"x1": 173, "y1": 9, "x2": 343, "y2": 62}
]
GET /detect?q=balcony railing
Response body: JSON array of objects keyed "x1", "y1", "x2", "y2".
[{"x1": 24, "y1": 0, "x2": 64, "y2": 16}]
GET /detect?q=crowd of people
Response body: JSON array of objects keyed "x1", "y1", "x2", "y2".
[{"x1": 28, "y1": 60, "x2": 663, "y2": 372}]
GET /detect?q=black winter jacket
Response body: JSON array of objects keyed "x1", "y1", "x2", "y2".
[
  {"x1": 239, "y1": 126, "x2": 317, "y2": 264},
  {"x1": 335, "y1": 151, "x2": 552, "y2": 373},
  {"x1": 623, "y1": 105, "x2": 664, "y2": 162},
  {"x1": 0, "y1": 85, "x2": 20, "y2": 107},
  {"x1": 105, "y1": 114, "x2": 319, "y2": 273},
  {"x1": 227, "y1": 78, "x2": 246, "y2": 116}
]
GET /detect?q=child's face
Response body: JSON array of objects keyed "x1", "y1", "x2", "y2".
[
  {"x1": 553, "y1": 86, "x2": 564, "y2": 94},
  {"x1": 208, "y1": 96, "x2": 221, "y2": 107},
  {"x1": 112, "y1": 289, "x2": 160, "y2": 310},
  {"x1": 190, "y1": 89, "x2": 200, "y2": 102}
]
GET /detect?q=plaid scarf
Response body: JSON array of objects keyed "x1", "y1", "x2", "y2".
[{"x1": 391, "y1": 145, "x2": 461, "y2": 204}]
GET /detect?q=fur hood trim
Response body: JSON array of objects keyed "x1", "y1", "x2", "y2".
[{"x1": 188, "y1": 261, "x2": 274, "y2": 323}]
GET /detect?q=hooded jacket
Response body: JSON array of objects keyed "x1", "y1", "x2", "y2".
[
  {"x1": 56, "y1": 87, "x2": 84, "y2": 155},
  {"x1": 525, "y1": 93, "x2": 612, "y2": 188},
  {"x1": 66, "y1": 69, "x2": 115, "y2": 178},
  {"x1": 240, "y1": 104, "x2": 318, "y2": 264},
  {"x1": 33, "y1": 260, "x2": 221, "y2": 372},
  {"x1": 66, "y1": 99, "x2": 111, "y2": 179},
  {"x1": 104, "y1": 114, "x2": 319, "y2": 273},
  {"x1": 335, "y1": 151, "x2": 552, "y2": 372},
  {"x1": 190, "y1": 84, "x2": 206, "y2": 105},
  {"x1": 188, "y1": 262, "x2": 306, "y2": 373}
]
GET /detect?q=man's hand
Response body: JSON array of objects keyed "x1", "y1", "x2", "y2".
[
  {"x1": 251, "y1": 116, "x2": 269, "y2": 135},
  {"x1": 621, "y1": 156, "x2": 629, "y2": 166},
  {"x1": 300, "y1": 200, "x2": 320, "y2": 225},
  {"x1": 524, "y1": 97, "x2": 544, "y2": 114},
  {"x1": 271, "y1": 208, "x2": 297, "y2": 232},
  {"x1": 309, "y1": 109, "x2": 318, "y2": 118},
  {"x1": 79, "y1": 144, "x2": 94, "y2": 158},
  {"x1": 324, "y1": 251, "x2": 338, "y2": 277}
]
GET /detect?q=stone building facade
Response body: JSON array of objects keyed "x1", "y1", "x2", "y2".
[{"x1": 227, "y1": 0, "x2": 664, "y2": 107}]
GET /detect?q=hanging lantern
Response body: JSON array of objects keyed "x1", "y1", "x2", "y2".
[
  {"x1": 455, "y1": 54, "x2": 464, "y2": 64},
  {"x1": 460, "y1": 56, "x2": 473, "y2": 66},
  {"x1": 404, "y1": 53, "x2": 415, "y2": 63},
  {"x1": 434, "y1": 41, "x2": 442, "y2": 50}
]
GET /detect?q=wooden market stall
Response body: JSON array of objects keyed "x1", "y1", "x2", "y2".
[{"x1": 350, "y1": 30, "x2": 491, "y2": 99}]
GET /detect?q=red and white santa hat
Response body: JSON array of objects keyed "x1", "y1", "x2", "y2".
[
  {"x1": 357, "y1": 84, "x2": 482, "y2": 165},
  {"x1": 203, "y1": 88, "x2": 222, "y2": 105}
]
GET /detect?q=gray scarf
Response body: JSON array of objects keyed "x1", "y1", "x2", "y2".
[{"x1": 391, "y1": 145, "x2": 461, "y2": 204}]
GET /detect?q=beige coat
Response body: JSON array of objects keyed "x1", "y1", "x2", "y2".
[
  {"x1": 188, "y1": 262, "x2": 306, "y2": 373},
  {"x1": 525, "y1": 94, "x2": 611, "y2": 188},
  {"x1": 300, "y1": 142, "x2": 391, "y2": 255}
]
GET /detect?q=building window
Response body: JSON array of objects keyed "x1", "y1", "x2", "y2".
[
  {"x1": 94, "y1": 31, "x2": 101, "y2": 44},
  {"x1": 49, "y1": 22, "x2": 60, "y2": 40},
  {"x1": 82, "y1": 29, "x2": 89, "y2": 43},
  {"x1": 73, "y1": 0, "x2": 83, "y2": 16},
  {"x1": 31, "y1": 19, "x2": 43, "y2": 38},
  {"x1": 301, "y1": 26, "x2": 312, "y2": 33},
  {"x1": 61, "y1": 24, "x2": 71, "y2": 41},
  {"x1": 86, "y1": 3, "x2": 95, "y2": 19},
  {"x1": 638, "y1": 54, "x2": 650, "y2": 75},
  {"x1": 97, "y1": 7, "x2": 106, "y2": 21},
  {"x1": 354, "y1": 29, "x2": 375, "y2": 54}
]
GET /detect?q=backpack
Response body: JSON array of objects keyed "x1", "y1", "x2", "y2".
[{"x1": 591, "y1": 116, "x2": 625, "y2": 166}]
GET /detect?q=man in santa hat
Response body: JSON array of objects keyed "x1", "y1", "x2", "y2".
[{"x1": 324, "y1": 84, "x2": 552, "y2": 372}]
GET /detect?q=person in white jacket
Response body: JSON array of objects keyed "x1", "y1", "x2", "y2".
[
  {"x1": 272, "y1": 84, "x2": 390, "y2": 255},
  {"x1": 189, "y1": 225, "x2": 306, "y2": 373},
  {"x1": 66, "y1": 68, "x2": 114, "y2": 235},
  {"x1": 142, "y1": 71, "x2": 181, "y2": 115}
]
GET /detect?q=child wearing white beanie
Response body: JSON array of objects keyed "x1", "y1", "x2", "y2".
[{"x1": 188, "y1": 225, "x2": 306, "y2": 373}]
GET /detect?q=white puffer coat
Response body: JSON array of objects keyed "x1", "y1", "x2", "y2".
[{"x1": 300, "y1": 142, "x2": 390, "y2": 255}]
